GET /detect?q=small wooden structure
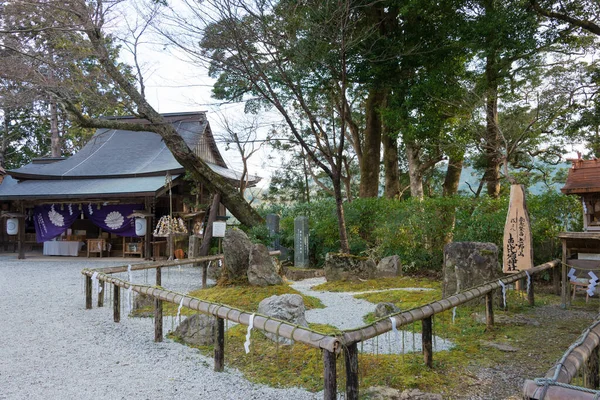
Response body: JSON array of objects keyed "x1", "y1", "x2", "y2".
[{"x1": 558, "y1": 158, "x2": 600, "y2": 306}]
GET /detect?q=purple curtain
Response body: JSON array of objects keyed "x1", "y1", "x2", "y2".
[
  {"x1": 83, "y1": 203, "x2": 142, "y2": 237},
  {"x1": 33, "y1": 204, "x2": 81, "y2": 243}
]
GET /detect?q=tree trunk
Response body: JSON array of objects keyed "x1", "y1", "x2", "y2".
[
  {"x1": 74, "y1": 19, "x2": 264, "y2": 228},
  {"x1": 359, "y1": 88, "x2": 384, "y2": 198},
  {"x1": 0, "y1": 109, "x2": 8, "y2": 168},
  {"x1": 406, "y1": 142, "x2": 424, "y2": 200},
  {"x1": 333, "y1": 174, "x2": 350, "y2": 254},
  {"x1": 50, "y1": 100, "x2": 60, "y2": 157},
  {"x1": 442, "y1": 152, "x2": 464, "y2": 197},
  {"x1": 382, "y1": 125, "x2": 400, "y2": 199}
]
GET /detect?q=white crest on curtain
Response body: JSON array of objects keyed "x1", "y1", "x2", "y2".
[{"x1": 105, "y1": 211, "x2": 124, "y2": 229}]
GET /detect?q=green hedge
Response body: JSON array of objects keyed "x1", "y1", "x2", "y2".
[{"x1": 257, "y1": 191, "x2": 582, "y2": 271}]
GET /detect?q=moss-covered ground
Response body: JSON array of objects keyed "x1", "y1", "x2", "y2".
[{"x1": 137, "y1": 278, "x2": 599, "y2": 398}]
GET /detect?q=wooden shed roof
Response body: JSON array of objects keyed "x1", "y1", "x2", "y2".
[{"x1": 561, "y1": 158, "x2": 600, "y2": 195}]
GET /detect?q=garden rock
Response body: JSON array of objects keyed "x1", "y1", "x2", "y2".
[
  {"x1": 132, "y1": 294, "x2": 154, "y2": 317},
  {"x1": 443, "y1": 242, "x2": 500, "y2": 301},
  {"x1": 248, "y1": 244, "x2": 283, "y2": 286},
  {"x1": 376, "y1": 255, "x2": 402, "y2": 278},
  {"x1": 257, "y1": 294, "x2": 308, "y2": 345},
  {"x1": 206, "y1": 260, "x2": 222, "y2": 281},
  {"x1": 362, "y1": 387, "x2": 442, "y2": 400},
  {"x1": 375, "y1": 302, "x2": 400, "y2": 318},
  {"x1": 170, "y1": 314, "x2": 216, "y2": 346},
  {"x1": 222, "y1": 228, "x2": 252, "y2": 282},
  {"x1": 324, "y1": 253, "x2": 376, "y2": 281}
]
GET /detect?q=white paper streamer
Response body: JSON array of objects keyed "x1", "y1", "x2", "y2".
[
  {"x1": 126, "y1": 287, "x2": 133, "y2": 314},
  {"x1": 526, "y1": 271, "x2": 531, "y2": 295},
  {"x1": 389, "y1": 316, "x2": 400, "y2": 345},
  {"x1": 583, "y1": 199, "x2": 588, "y2": 214},
  {"x1": 68, "y1": 203, "x2": 73, "y2": 216},
  {"x1": 452, "y1": 307, "x2": 457, "y2": 324},
  {"x1": 88, "y1": 203, "x2": 94, "y2": 215},
  {"x1": 498, "y1": 280, "x2": 507, "y2": 308},
  {"x1": 218, "y1": 259, "x2": 222, "y2": 267},
  {"x1": 568, "y1": 268, "x2": 577, "y2": 282},
  {"x1": 127, "y1": 264, "x2": 133, "y2": 282},
  {"x1": 91, "y1": 271, "x2": 99, "y2": 294},
  {"x1": 588, "y1": 271, "x2": 599, "y2": 297},
  {"x1": 176, "y1": 298, "x2": 184, "y2": 322},
  {"x1": 244, "y1": 313, "x2": 256, "y2": 354}
]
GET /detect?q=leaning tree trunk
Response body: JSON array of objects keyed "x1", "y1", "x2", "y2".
[
  {"x1": 333, "y1": 175, "x2": 350, "y2": 254},
  {"x1": 50, "y1": 100, "x2": 60, "y2": 158},
  {"x1": 442, "y1": 152, "x2": 464, "y2": 197},
  {"x1": 483, "y1": 36, "x2": 501, "y2": 198},
  {"x1": 75, "y1": 18, "x2": 264, "y2": 227},
  {"x1": 359, "y1": 88, "x2": 385, "y2": 198}
]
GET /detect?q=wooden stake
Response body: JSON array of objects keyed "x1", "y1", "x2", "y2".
[
  {"x1": 485, "y1": 292, "x2": 494, "y2": 330},
  {"x1": 562, "y1": 239, "x2": 568, "y2": 308},
  {"x1": 553, "y1": 262, "x2": 561, "y2": 295},
  {"x1": 344, "y1": 343, "x2": 359, "y2": 400},
  {"x1": 85, "y1": 275, "x2": 92, "y2": 309},
  {"x1": 585, "y1": 346, "x2": 600, "y2": 389},
  {"x1": 156, "y1": 266, "x2": 162, "y2": 287},
  {"x1": 154, "y1": 298, "x2": 163, "y2": 342},
  {"x1": 202, "y1": 264, "x2": 208, "y2": 290},
  {"x1": 422, "y1": 316, "x2": 433, "y2": 368},
  {"x1": 17, "y1": 215, "x2": 25, "y2": 260},
  {"x1": 527, "y1": 277, "x2": 535, "y2": 306},
  {"x1": 113, "y1": 284, "x2": 120, "y2": 323},
  {"x1": 97, "y1": 281, "x2": 105, "y2": 307},
  {"x1": 323, "y1": 349, "x2": 337, "y2": 400},
  {"x1": 214, "y1": 317, "x2": 224, "y2": 372}
]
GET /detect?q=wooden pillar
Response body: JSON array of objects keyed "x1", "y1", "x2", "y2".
[
  {"x1": 562, "y1": 239, "x2": 568, "y2": 308},
  {"x1": 17, "y1": 215, "x2": 25, "y2": 260},
  {"x1": 527, "y1": 276, "x2": 535, "y2": 306},
  {"x1": 422, "y1": 316, "x2": 433, "y2": 368},
  {"x1": 585, "y1": 346, "x2": 600, "y2": 389},
  {"x1": 154, "y1": 298, "x2": 163, "y2": 342},
  {"x1": 323, "y1": 349, "x2": 337, "y2": 400},
  {"x1": 344, "y1": 342, "x2": 359, "y2": 400},
  {"x1": 485, "y1": 292, "x2": 494, "y2": 330},
  {"x1": 97, "y1": 281, "x2": 105, "y2": 307},
  {"x1": 113, "y1": 284, "x2": 120, "y2": 323},
  {"x1": 156, "y1": 266, "x2": 162, "y2": 287},
  {"x1": 85, "y1": 275, "x2": 92, "y2": 309},
  {"x1": 145, "y1": 198, "x2": 152, "y2": 260},
  {"x1": 553, "y1": 260, "x2": 561, "y2": 295},
  {"x1": 214, "y1": 317, "x2": 225, "y2": 372}
]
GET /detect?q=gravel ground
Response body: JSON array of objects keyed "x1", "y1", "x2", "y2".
[
  {"x1": 0, "y1": 255, "x2": 320, "y2": 400},
  {"x1": 290, "y1": 277, "x2": 454, "y2": 354}
]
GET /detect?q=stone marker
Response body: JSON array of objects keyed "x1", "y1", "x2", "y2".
[
  {"x1": 171, "y1": 314, "x2": 216, "y2": 346},
  {"x1": 222, "y1": 228, "x2": 252, "y2": 282},
  {"x1": 188, "y1": 234, "x2": 201, "y2": 258},
  {"x1": 257, "y1": 294, "x2": 308, "y2": 345},
  {"x1": 374, "y1": 302, "x2": 400, "y2": 318},
  {"x1": 324, "y1": 253, "x2": 377, "y2": 281},
  {"x1": 376, "y1": 255, "x2": 402, "y2": 278},
  {"x1": 266, "y1": 213, "x2": 280, "y2": 251},
  {"x1": 443, "y1": 242, "x2": 500, "y2": 299},
  {"x1": 294, "y1": 216, "x2": 309, "y2": 268},
  {"x1": 247, "y1": 243, "x2": 283, "y2": 286}
]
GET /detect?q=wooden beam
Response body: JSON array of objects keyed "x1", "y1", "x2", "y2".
[
  {"x1": 214, "y1": 317, "x2": 225, "y2": 372},
  {"x1": 344, "y1": 342, "x2": 359, "y2": 400},
  {"x1": 323, "y1": 350, "x2": 337, "y2": 400}
]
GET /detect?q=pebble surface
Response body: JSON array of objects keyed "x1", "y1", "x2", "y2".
[{"x1": 0, "y1": 256, "x2": 320, "y2": 400}]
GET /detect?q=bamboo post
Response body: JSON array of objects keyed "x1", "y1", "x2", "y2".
[
  {"x1": 156, "y1": 266, "x2": 161, "y2": 287},
  {"x1": 345, "y1": 343, "x2": 359, "y2": 400},
  {"x1": 562, "y1": 239, "x2": 568, "y2": 308},
  {"x1": 485, "y1": 292, "x2": 494, "y2": 329},
  {"x1": 154, "y1": 298, "x2": 163, "y2": 342},
  {"x1": 85, "y1": 275, "x2": 92, "y2": 309},
  {"x1": 113, "y1": 284, "x2": 120, "y2": 323},
  {"x1": 528, "y1": 276, "x2": 535, "y2": 306},
  {"x1": 422, "y1": 316, "x2": 433, "y2": 368},
  {"x1": 214, "y1": 317, "x2": 224, "y2": 372},
  {"x1": 97, "y1": 281, "x2": 105, "y2": 307},
  {"x1": 585, "y1": 346, "x2": 600, "y2": 389},
  {"x1": 323, "y1": 349, "x2": 337, "y2": 400}
]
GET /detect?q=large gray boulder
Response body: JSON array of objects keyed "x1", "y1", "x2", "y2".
[
  {"x1": 324, "y1": 253, "x2": 377, "y2": 281},
  {"x1": 223, "y1": 228, "x2": 253, "y2": 282},
  {"x1": 171, "y1": 314, "x2": 216, "y2": 346},
  {"x1": 376, "y1": 255, "x2": 402, "y2": 278},
  {"x1": 443, "y1": 242, "x2": 500, "y2": 299},
  {"x1": 247, "y1": 243, "x2": 283, "y2": 286},
  {"x1": 257, "y1": 294, "x2": 308, "y2": 345}
]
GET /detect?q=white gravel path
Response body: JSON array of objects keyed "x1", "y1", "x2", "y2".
[
  {"x1": 290, "y1": 277, "x2": 454, "y2": 354},
  {"x1": 0, "y1": 255, "x2": 320, "y2": 400}
]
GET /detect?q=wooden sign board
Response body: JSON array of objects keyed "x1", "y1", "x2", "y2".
[{"x1": 503, "y1": 184, "x2": 534, "y2": 273}]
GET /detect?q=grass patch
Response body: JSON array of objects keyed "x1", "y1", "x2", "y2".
[{"x1": 312, "y1": 276, "x2": 440, "y2": 292}]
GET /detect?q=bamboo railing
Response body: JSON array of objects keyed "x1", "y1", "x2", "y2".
[{"x1": 82, "y1": 258, "x2": 560, "y2": 400}]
